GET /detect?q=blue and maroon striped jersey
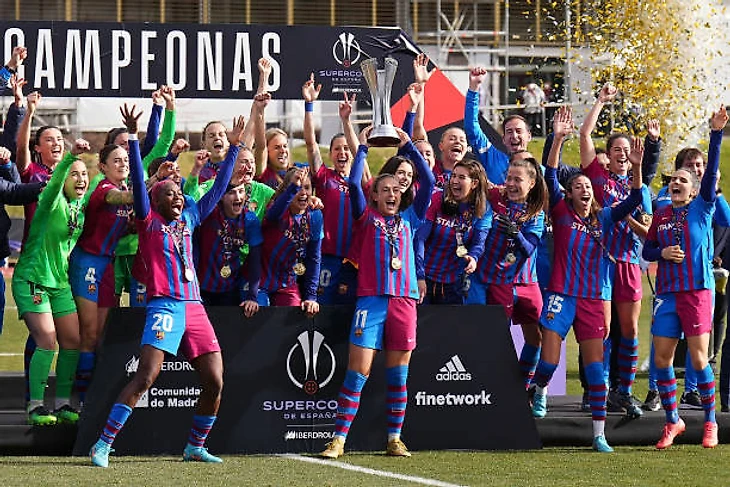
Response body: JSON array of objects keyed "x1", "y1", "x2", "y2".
[
  {"x1": 261, "y1": 208, "x2": 323, "y2": 293},
  {"x1": 76, "y1": 179, "x2": 130, "y2": 257},
  {"x1": 355, "y1": 206, "x2": 422, "y2": 298},
  {"x1": 584, "y1": 158, "x2": 652, "y2": 264},
  {"x1": 648, "y1": 199, "x2": 714, "y2": 294},
  {"x1": 136, "y1": 200, "x2": 201, "y2": 301},
  {"x1": 313, "y1": 165, "x2": 353, "y2": 257},
  {"x1": 478, "y1": 187, "x2": 545, "y2": 285},
  {"x1": 419, "y1": 191, "x2": 492, "y2": 284},
  {"x1": 197, "y1": 206, "x2": 262, "y2": 293}
]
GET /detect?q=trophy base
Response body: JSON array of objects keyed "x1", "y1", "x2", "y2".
[{"x1": 367, "y1": 135, "x2": 401, "y2": 147}]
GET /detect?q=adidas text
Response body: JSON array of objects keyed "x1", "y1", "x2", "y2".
[{"x1": 436, "y1": 372, "x2": 472, "y2": 381}]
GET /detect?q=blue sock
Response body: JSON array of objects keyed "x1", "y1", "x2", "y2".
[
  {"x1": 188, "y1": 414, "x2": 217, "y2": 447},
  {"x1": 76, "y1": 352, "x2": 96, "y2": 404},
  {"x1": 617, "y1": 337, "x2": 639, "y2": 395},
  {"x1": 695, "y1": 365, "x2": 716, "y2": 424},
  {"x1": 386, "y1": 365, "x2": 409, "y2": 438},
  {"x1": 656, "y1": 366, "x2": 679, "y2": 424},
  {"x1": 684, "y1": 352, "x2": 697, "y2": 392},
  {"x1": 519, "y1": 344, "x2": 540, "y2": 389},
  {"x1": 648, "y1": 341, "x2": 657, "y2": 391},
  {"x1": 585, "y1": 361, "x2": 607, "y2": 422},
  {"x1": 334, "y1": 369, "x2": 368, "y2": 439},
  {"x1": 602, "y1": 338, "x2": 612, "y2": 387},
  {"x1": 100, "y1": 403, "x2": 133, "y2": 445},
  {"x1": 532, "y1": 360, "x2": 558, "y2": 389}
]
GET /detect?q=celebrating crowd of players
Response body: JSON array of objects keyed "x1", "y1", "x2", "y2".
[{"x1": 0, "y1": 44, "x2": 726, "y2": 465}]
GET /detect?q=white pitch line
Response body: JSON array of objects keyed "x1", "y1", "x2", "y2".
[
  {"x1": 0, "y1": 353, "x2": 22, "y2": 357},
  {"x1": 280, "y1": 453, "x2": 468, "y2": 487}
]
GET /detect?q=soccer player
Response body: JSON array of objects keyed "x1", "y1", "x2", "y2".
[
  {"x1": 579, "y1": 83, "x2": 654, "y2": 418},
  {"x1": 467, "y1": 155, "x2": 547, "y2": 388},
  {"x1": 532, "y1": 106, "x2": 644, "y2": 453},
  {"x1": 258, "y1": 167, "x2": 322, "y2": 312},
  {"x1": 302, "y1": 74, "x2": 359, "y2": 304},
  {"x1": 320, "y1": 125, "x2": 435, "y2": 459},
  {"x1": 68, "y1": 142, "x2": 134, "y2": 404},
  {"x1": 643, "y1": 106, "x2": 728, "y2": 450},
  {"x1": 643, "y1": 144, "x2": 730, "y2": 411},
  {"x1": 196, "y1": 179, "x2": 262, "y2": 314},
  {"x1": 12, "y1": 141, "x2": 89, "y2": 425},
  {"x1": 89, "y1": 103, "x2": 244, "y2": 467},
  {"x1": 416, "y1": 160, "x2": 492, "y2": 304}
]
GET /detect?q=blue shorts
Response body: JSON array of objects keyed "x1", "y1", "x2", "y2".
[
  {"x1": 540, "y1": 292, "x2": 607, "y2": 342},
  {"x1": 652, "y1": 291, "x2": 713, "y2": 339},
  {"x1": 350, "y1": 296, "x2": 417, "y2": 351},
  {"x1": 69, "y1": 247, "x2": 112, "y2": 303},
  {"x1": 141, "y1": 297, "x2": 220, "y2": 359},
  {"x1": 318, "y1": 255, "x2": 357, "y2": 305},
  {"x1": 465, "y1": 275, "x2": 486, "y2": 304}
]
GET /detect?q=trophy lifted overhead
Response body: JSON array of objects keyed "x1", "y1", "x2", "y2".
[{"x1": 360, "y1": 56, "x2": 400, "y2": 147}]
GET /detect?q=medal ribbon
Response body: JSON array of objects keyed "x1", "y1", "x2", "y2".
[
  {"x1": 290, "y1": 211, "x2": 311, "y2": 265},
  {"x1": 375, "y1": 215, "x2": 403, "y2": 265},
  {"x1": 671, "y1": 207, "x2": 689, "y2": 248}
]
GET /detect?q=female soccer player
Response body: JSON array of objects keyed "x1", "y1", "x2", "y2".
[
  {"x1": 467, "y1": 155, "x2": 547, "y2": 388},
  {"x1": 579, "y1": 83, "x2": 654, "y2": 418},
  {"x1": 197, "y1": 180, "x2": 262, "y2": 315},
  {"x1": 643, "y1": 106, "x2": 728, "y2": 450},
  {"x1": 68, "y1": 142, "x2": 134, "y2": 403},
  {"x1": 258, "y1": 167, "x2": 322, "y2": 313},
  {"x1": 320, "y1": 125, "x2": 435, "y2": 459},
  {"x1": 12, "y1": 140, "x2": 89, "y2": 425},
  {"x1": 416, "y1": 159, "x2": 491, "y2": 304},
  {"x1": 302, "y1": 74, "x2": 360, "y2": 304},
  {"x1": 531, "y1": 106, "x2": 644, "y2": 453},
  {"x1": 90, "y1": 103, "x2": 244, "y2": 467}
]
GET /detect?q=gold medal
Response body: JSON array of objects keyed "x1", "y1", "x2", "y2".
[
  {"x1": 505, "y1": 253, "x2": 517, "y2": 265},
  {"x1": 184, "y1": 268, "x2": 196, "y2": 282},
  {"x1": 220, "y1": 264, "x2": 232, "y2": 278},
  {"x1": 456, "y1": 245, "x2": 468, "y2": 258},
  {"x1": 391, "y1": 256, "x2": 402, "y2": 270},
  {"x1": 293, "y1": 262, "x2": 306, "y2": 276}
]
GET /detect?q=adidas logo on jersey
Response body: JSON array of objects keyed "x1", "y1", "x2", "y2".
[{"x1": 436, "y1": 355, "x2": 472, "y2": 381}]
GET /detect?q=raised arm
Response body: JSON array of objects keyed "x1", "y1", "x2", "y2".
[
  {"x1": 302, "y1": 74, "x2": 324, "y2": 174},
  {"x1": 701, "y1": 106, "x2": 728, "y2": 203},
  {"x1": 465, "y1": 67, "x2": 490, "y2": 155},
  {"x1": 120, "y1": 104, "x2": 150, "y2": 219},
  {"x1": 642, "y1": 119, "x2": 661, "y2": 185},
  {"x1": 252, "y1": 92, "x2": 271, "y2": 176},
  {"x1": 16, "y1": 90, "x2": 40, "y2": 174},
  {"x1": 140, "y1": 89, "x2": 163, "y2": 159},
  {"x1": 338, "y1": 92, "x2": 370, "y2": 183},
  {"x1": 400, "y1": 135, "x2": 435, "y2": 220},
  {"x1": 580, "y1": 83, "x2": 617, "y2": 169},
  {"x1": 402, "y1": 83, "x2": 423, "y2": 139},
  {"x1": 348, "y1": 131, "x2": 369, "y2": 220},
  {"x1": 1, "y1": 76, "x2": 27, "y2": 158},
  {"x1": 142, "y1": 85, "x2": 176, "y2": 169},
  {"x1": 546, "y1": 105, "x2": 574, "y2": 207},
  {"x1": 0, "y1": 47, "x2": 27, "y2": 92},
  {"x1": 411, "y1": 53, "x2": 433, "y2": 142},
  {"x1": 198, "y1": 117, "x2": 245, "y2": 219}
]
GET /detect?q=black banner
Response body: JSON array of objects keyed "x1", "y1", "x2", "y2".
[
  {"x1": 74, "y1": 305, "x2": 541, "y2": 455},
  {"x1": 0, "y1": 22, "x2": 421, "y2": 100}
]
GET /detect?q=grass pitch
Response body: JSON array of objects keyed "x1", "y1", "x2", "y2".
[{"x1": 2, "y1": 446, "x2": 730, "y2": 486}]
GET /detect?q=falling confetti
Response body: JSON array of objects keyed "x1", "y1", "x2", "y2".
[{"x1": 568, "y1": 0, "x2": 730, "y2": 173}]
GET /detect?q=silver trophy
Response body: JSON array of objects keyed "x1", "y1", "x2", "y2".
[{"x1": 360, "y1": 57, "x2": 400, "y2": 147}]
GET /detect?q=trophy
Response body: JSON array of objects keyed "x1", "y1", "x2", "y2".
[{"x1": 360, "y1": 57, "x2": 400, "y2": 147}]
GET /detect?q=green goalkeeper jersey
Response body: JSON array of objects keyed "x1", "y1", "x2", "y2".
[{"x1": 14, "y1": 153, "x2": 86, "y2": 289}]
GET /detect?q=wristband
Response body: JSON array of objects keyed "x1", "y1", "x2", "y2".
[
  {"x1": 305, "y1": 101, "x2": 314, "y2": 113},
  {"x1": 4, "y1": 65, "x2": 16, "y2": 74}
]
